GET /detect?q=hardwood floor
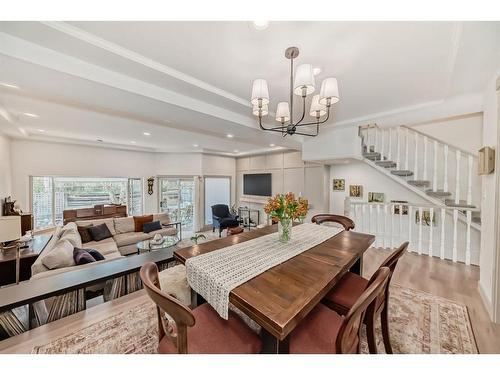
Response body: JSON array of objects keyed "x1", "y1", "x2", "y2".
[{"x1": 1, "y1": 245, "x2": 499, "y2": 353}]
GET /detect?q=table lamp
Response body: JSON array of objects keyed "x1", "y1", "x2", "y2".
[{"x1": 0, "y1": 216, "x2": 22, "y2": 284}]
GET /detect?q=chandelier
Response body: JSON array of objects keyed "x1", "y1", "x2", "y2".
[{"x1": 251, "y1": 46, "x2": 339, "y2": 137}]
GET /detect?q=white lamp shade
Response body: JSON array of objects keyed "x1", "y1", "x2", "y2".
[
  {"x1": 252, "y1": 104, "x2": 269, "y2": 117},
  {"x1": 251, "y1": 79, "x2": 270, "y2": 105},
  {"x1": 0, "y1": 216, "x2": 21, "y2": 243},
  {"x1": 319, "y1": 77, "x2": 339, "y2": 105},
  {"x1": 294, "y1": 64, "x2": 315, "y2": 96},
  {"x1": 309, "y1": 94, "x2": 326, "y2": 117},
  {"x1": 275, "y1": 102, "x2": 290, "y2": 122}
]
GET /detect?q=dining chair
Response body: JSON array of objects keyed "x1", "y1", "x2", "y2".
[
  {"x1": 311, "y1": 214, "x2": 355, "y2": 231},
  {"x1": 322, "y1": 241, "x2": 409, "y2": 354},
  {"x1": 289, "y1": 267, "x2": 391, "y2": 354},
  {"x1": 140, "y1": 262, "x2": 262, "y2": 354}
]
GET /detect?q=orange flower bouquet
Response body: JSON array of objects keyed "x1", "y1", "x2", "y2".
[{"x1": 264, "y1": 192, "x2": 309, "y2": 243}]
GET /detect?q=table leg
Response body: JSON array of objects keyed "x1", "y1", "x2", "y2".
[
  {"x1": 350, "y1": 255, "x2": 363, "y2": 276},
  {"x1": 261, "y1": 329, "x2": 289, "y2": 354}
]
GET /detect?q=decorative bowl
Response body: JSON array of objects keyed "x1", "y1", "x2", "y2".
[{"x1": 151, "y1": 233, "x2": 164, "y2": 245}]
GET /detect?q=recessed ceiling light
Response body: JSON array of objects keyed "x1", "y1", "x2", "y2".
[
  {"x1": 234, "y1": 149, "x2": 239, "y2": 153},
  {"x1": 130, "y1": 141, "x2": 137, "y2": 144},
  {"x1": 37, "y1": 129, "x2": 45, "y2": 133},
  {"x1": 193, "y1": 144, "x2": 199, "y2": 147},
  {"x1": 270, "y1": 143, "x2": 275, "y2": 147},
  {"x1": 143, "y1": 132, "x2": 151, "y2": 136},
  {"x1": 226, "y1": 134, "x2": 234, "y2": 138},
  {"x1": 0, "y1": 83, "x2": 19, "y2": 89},
  {"x1": 253, "y1": 21, "x2": 269, "y2": 30},
  {"x1": 23, "y1": 112, "x2": 39, "y2": 118},
  {"x1": 313, "y1": 67, "x2": 322, "y2": 76},
  {"x1": 96, "y1": 139, "x2": 103, "y2": 143}
]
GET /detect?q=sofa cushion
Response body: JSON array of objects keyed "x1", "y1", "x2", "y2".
[
  {"x1": 75, "y1": 218, "x2": 116, "y2": 236},
  {"x1": 85, "y1": 248, "x2": 105, "y2": 261},
  {"x1": 73, "y1": 248, "x2": 96, "y2": 265},
  {"x1": 41, "y1": 239, "x2": 76, "y2": 270},
  {"x1": 134, "y1": 215, "x2": 153, "y2": 232},
  {"x1": 77, "y1": 225, "x2": 93, "y2": 244},
  {"x1": 143, "y1": 220, "x2": 162, "y2": 233},
  {"x1": 153, "y1": 213, "x2": 171, "y2": 226},
  {"x1": 114, "y1": 217, "x2": 135, "y2": 234},
  {"x1": 84, "y1": 237, "x2": 119, "y2": 256},
  {"x1": 89, "y1": 223, "x2": 113, "y2": 242},
  {"x1": 60, "y1": 227, "x2": 83, "y2": 249}
]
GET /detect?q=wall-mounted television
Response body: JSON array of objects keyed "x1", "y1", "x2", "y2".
[{"x1": 243, "y1": 173, "x2": 272, "y2": 197}]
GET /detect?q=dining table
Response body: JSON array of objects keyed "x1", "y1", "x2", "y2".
[{"x1": 174, "y1": 223, "x2": 375, "y2": 354}]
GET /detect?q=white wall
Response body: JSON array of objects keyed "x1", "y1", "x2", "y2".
[
  {"x1": 9, "y1": 139, "x2": 235, "y2": 223},
  {"x1": 0, "y1": 133, "x2": 12, "y2": 215},
  {"x1": 479, "y1": 72, "x2": 499, "y2": 319},
  {"x1": 409, "y1": 113, "x2": 483, "y2": 155},
  {"x1": 302, "y1": 125, "x2": 362, "y2": 162}
]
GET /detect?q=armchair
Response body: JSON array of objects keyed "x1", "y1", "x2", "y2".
[{"x1": 211, "y1": 204, "x2": 239, "y2": 237}]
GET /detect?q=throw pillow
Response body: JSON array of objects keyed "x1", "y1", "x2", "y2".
[
  {"x1": 133, "y1": 215, "x2": 153, "y2": 232},
  {"x1": 114, "y1": 217, "x2": 135, "y2": 234},
  {"x1": 73, "y1": 248, "x2": 96, "y2": 265},
  {"x1": 41, "y1": 239, "x2": 76, "y2": 270},
  {"x1": 143, "y1": 220, "x2": 162, "y2": 233},
  {"x1": 89, "y1": 223, "x2": 113, "y2": 242},
  {"x1": 85, "y1": 248, "x2": 105, "y2": 261},
  {"x1": 77, "y1": 225, "x2": 93, "y2": 244}
]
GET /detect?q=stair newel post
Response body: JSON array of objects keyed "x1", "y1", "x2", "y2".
[
  {"x1": 455, "y1": 150, "x2": 461, "y2": 205},
  {"x1": 452, "y1": 209, "x2": 458, "y2": 262},
  {"x1": 433, "y1": 140, "x2": 438, "y2": 192},
  {"x1": 408, "y1": 206, "x2": 413, "y2": 252},
  {"x1": 423, "y1": 136, "x2": 428, "y2": 181},
  {"x1": 466, "y1": 210, "x2": 472, "y2": 265},
  {"x1": 396, "y1": 128, "x2": 401, "y2": 169},
  {"x1": 440, "y1": 208, "x2": 446, "y2": 260},
  {"x1": 404, "y1": 127, "x2": 409, "y2": 170},
  {"x1": 428, "y1": 207, "x2": 434, "y2": 257},
  {"x1": 443, "y1": 144, "x2": 449, "y2": 193},
  {"x1": 388, "y1": 128, "x2": 393, "y2": 161},
  {"x1": 413, "y1": 133, "x2": 419, "y2": 181},
  {"x1": 417, "y1": 206, "x2": 423, "y2": 255},
  {"x1": 467, "y1": 155, "x2": 473, "y2": 206}
]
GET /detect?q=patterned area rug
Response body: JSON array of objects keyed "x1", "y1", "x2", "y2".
[{"x1": 31, "y1": 284, "x2": 477, "y2": 354}]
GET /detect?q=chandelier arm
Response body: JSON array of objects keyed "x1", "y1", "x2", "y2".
[
  {"x1": 294, "y1": 96, "x2": 307, "y2": 126},
  {"x1": 294, "y1": 106, "x2": 331, "y2": 127},
  {"x1": 292, "y1": 130, "x2": 318, "y2": 137},
  {"x1": 259, "y1": 117, "x2": 285, "y2": 134}
]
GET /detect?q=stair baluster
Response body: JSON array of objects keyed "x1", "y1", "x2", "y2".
[
  {"x1": 423, "y1": 136, "x2": 428, "y2": 181},
  {"x1": 467, "y1": 155, "x2": 473, "y2": 206},
  {"x1": 453, "y1": 209, "x2": 459, "y2": 262},
  {"x1": 396, "y1": 128, "x2": 401, "y2": 169},
  {"x1": 413, "y1": 133, "x2": 419, "y2": 180},
  {"x1": 418, "y1": 206, "x2": 423, "y2": 255},
  {"x1": 443, "y1": 144, "x2": 449, "y2": 193},
  {"x1": 429, "y1": 207, "x2": 434, "y2": 257},
  {"x1": 466, "y1": 211, "x2": 472, "y2": 265},
  {"x1": 440, "y1": 208, "x2": 446, "y2": 260},
  {"x1": 408, "y1": 206, "x2": 413, "y2": 252},
  {"x1": 405, "y1": 127, "x2": 409, "y2": 170},
  {"x1": 433, "y1": 140, "x2": 438, "y2": 192},
  {"x1": 455, "y1": 150, "x2": 461, "y2": 205}
]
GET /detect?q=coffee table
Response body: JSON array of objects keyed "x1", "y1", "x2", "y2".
[{"x1": 136, "y1": 235, "x2": 180, "y2": 254}]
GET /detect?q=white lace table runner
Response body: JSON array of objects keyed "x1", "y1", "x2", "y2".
[{"x1": 185, "y1": 223, "x2": 343, "y2": 319}]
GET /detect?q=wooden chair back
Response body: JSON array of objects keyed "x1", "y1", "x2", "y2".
[
  {"x1": 140, "y1": 262, "x2": 195, "y2": 354},
  {"x1": 311, "y1": 214, "x2": 355, "y2": 231},
  {"x1": 335, "y1": 267, "x2": 390, "y2": 353}
]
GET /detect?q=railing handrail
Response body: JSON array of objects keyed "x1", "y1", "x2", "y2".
[
  {"x1": 349, "y1": 200, "x2": 480, "y2": 213},
  {"x1": 400, "y1": 125, "x2": 477, "y2": 159}
]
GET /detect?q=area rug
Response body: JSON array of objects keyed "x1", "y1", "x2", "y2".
[{"x1": 31, "y1": 284, "x2": 478, "y2": 354}]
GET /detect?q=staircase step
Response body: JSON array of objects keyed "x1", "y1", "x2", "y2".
[
  {"x1": 425, "y1": 189, "x2": 453, "y2": 198},
  {"x1": 444, "y1": 199, "x2": 476, "y2": 209},
  {"x1": 407, "y1": 180, "x2": 431, "y2": 187},
  {"x1": 363, "y1": 152, "x2": 381, "y2": 161},
  {"x1": 375, "y1": 160, "x2": 397, "y2": 168},
  {"x1": 390, "y1": 170, "x2": 413, "y2": 177},
  {"x1": 472, "y1": 216, "x2": 481, "y2": 224}
]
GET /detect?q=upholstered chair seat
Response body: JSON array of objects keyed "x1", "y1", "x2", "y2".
[
  {"x1": 323, "y1": 272, "x2": 369, "y2": 316},
  {"x1": 158, "y1": 303, "x2": 262, "y2": 354}
]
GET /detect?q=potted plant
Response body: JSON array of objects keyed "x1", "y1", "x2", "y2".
[
  {"x1": 190, "y1": 233, "x2": 207, "y2": 245},
  {"x1": 264, "y1": 193, "x2": 309, "y2": 243}
]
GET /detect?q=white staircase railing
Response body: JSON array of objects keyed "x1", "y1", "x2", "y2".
[
  {"x1": 347, "y1": 200, "x2": 480, "y2": 265},
  {"x1": 359, "y1": 124, "x2": 481, "y2": 213}
]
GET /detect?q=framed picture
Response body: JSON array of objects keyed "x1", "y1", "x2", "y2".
[
  {"x1": 349, "y1": 185, "x2": 363, "y2": 198},
  {"x1": 391, "y1": 200, "x2": 408, "y2": 215},
  {"x1": 415, "y1": 209, "x2": 437, "y2": 226},
  {"x1": 333, "y1": 179, "x2": 345, "y2": 191},
  {"x1": 368, "y1": 192, "x2": 384, "y2": 203}
]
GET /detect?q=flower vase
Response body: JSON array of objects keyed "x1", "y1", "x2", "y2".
[{"x1": 278, "y1": 218, "x2": 292, "y2": 243}]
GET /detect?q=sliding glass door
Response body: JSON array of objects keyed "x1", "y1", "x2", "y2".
[{"x1": 158, "y1": 178, "x2": 195, "y2": 231}]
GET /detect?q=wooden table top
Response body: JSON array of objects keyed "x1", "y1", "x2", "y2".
[
  {"x1": 0, "y1": 235, "x2": 51, "y2": 263},
  {"x1": 174, "y1": 224, "x2": 375, "y2": 340}
]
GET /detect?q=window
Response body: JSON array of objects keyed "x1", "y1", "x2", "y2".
[
  {"x1": 31, "y1": 176, "x2": 143, "y2": 229},
  {"x1": 158, "y1": 177, "x2": 194, "y2": 231},
  {"x1": 204, "y1": 177, "x2": 231, "y2": 225}
]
